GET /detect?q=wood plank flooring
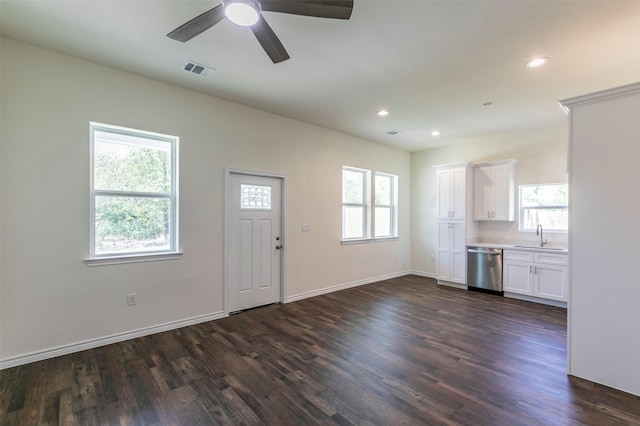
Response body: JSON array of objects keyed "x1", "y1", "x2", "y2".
[{"x1": 2, "y1": 275, "x2": 640, "y2": 425}]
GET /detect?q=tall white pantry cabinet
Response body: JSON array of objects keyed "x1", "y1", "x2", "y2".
[
  {"x1": 561, "y1": 82, "x2": 640, "y2": 397},
  {"x1": 434, "y1": 163, "x2": 476, "y2": 286}
]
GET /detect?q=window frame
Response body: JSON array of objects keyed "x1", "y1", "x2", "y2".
[
  {"x1": 518, "y1": 182, "x2": 568, "y2": 233},
  {"x1": 341, "y1": 166, "x2": 371, "y2": 242},
  {"x1": 374, "y1": 172, "x2": 399, "y2": 240},
  {"x1": 87, "y1": 122, "x2": 180, "y2": 265}
]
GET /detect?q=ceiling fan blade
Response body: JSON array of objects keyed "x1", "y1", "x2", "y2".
[
  {"x1": 260, "y1": 0, "x2": 354, "y2": 20},
  {"x1": 250, "y1": 16, "x2": 290, "y2": 63},
  {"x1": 167, "y1": 4, "x2": 225, "y2": 42}
]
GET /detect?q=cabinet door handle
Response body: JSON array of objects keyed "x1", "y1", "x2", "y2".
[
  {"x1": 530, "y1": 265, "x2": 532, "y2": 273},
  {"x1": 487, "y1": 211, "x2": 491, "y2": 219},
  {"x1": 492, "y1": 211, "x2": 496, "y2": 218},
  {"x1": 534, "y1": 266, "x2": 538, "y2": 274}
]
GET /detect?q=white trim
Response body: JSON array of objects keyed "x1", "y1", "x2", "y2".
[
  {"x1": 559, "y1": 82, "x2": 640, "y2": 108},
  {"x1": 436, "y1": 280, "x2": 467, "y2": 290},
  {"x1": 85, "y1": 252, "x2": 183, "y2": 266},
  {"x1": 504, "y1": 292, "x2": 567, "y2": 308},
  {"x1": 89, "y1": 122, "x2": 179, "y2": 258},
  {"x1": 341, "y1": 238, "x2": 372, "y2": 245},
  {"x1": 286, "y1": 270, "x2": 411, "y2": 303},
  {"x1": 473, "y1": 159, "x2": 518, "y2": 168},
  {"x1": 373, "y1": 236, "x2": 400, "y2": 243},
  {"x1": 409, "y1": 270, "x2": 437, "y2": 279},
  {"x1": 433, "y1": 162, "x2": 473, "y2": 170},
  {"x1": 224, "y1": 168, "x2": 287, "y2": 316},
  {"x1": 0, "y1": 311, "x2": 225, "y2": 370}
]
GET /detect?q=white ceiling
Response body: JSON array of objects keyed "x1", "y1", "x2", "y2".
[{"x1": 1, "y1": 0, "x2": 639, "y2": 151}]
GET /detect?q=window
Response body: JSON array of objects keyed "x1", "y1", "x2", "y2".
[
  {"x1": 90, "y1": 122, "x2": 178, "y2": 258},
  {"x1": 342, "y1": 167, "x2": 370, "y2": 240},
  {"x1": 374, "y1": 172, "x2": 398, "y2": 238},
  {"x1": 342, "y1": 167, "x2": 398, "y2": 242},
  {"x1": 519, "y1": 183, "x2": 568, "y2": 232}
]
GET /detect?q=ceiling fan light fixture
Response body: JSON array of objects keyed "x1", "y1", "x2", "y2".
[
  {"x1": 526, "y1": 57, "x2": 548, "y2": 68},
  {"x1": 225, "y1": 0, "x2": 260, "y2": 27}
]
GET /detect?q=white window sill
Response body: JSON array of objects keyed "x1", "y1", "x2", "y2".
[
  {"x1": 374, "y1": 236, "x2": 399, "y2": 242},
  {"x1": 341, "y1": 238, "x2": 372, "y2": 245},
  {"x1": 85, "y1": 252, "x2": 183, "y2": 267}
]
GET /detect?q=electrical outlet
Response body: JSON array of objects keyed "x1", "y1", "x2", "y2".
[
  {"x1": 431, "y1": 254, "x2": 436, "y2": 262},
  {"x1": 127, "y1": 293, "x2": 136, "y2": 306}
]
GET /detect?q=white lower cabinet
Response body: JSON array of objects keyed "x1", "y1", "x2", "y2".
[
  {"x1": 503, "y1": 250, "x2": 568, "y2": 302},
  {"x1": 436, "y1": 221, "x2": 466, "y2": 284}
]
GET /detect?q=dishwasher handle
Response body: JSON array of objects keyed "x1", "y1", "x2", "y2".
[{"x1": 467, "y1": 248, "x2": 502, "y2": 255}]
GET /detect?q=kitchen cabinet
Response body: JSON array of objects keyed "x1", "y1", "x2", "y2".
[
  {"x1": 434, "y1": 163, "x2": 476, "y2": 286},
  {"x1": 503, "y1": 249, "x2": 568, "y2": 301},
  {"x1": 436, "y1": 221, "x2": 466, "y2": 284},
  {"x1": 436, "y1": 164, "x2": 469, "y2": 220},
  {"x1": 473, "y1": 160, "x2": 517, "y2": 221}
]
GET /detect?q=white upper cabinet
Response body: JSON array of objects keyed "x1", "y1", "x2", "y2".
[
  {"x1": 473, "y1": 160, "x2": 517, "y2": 221},
  {"x1": 436, "y1": 164, "x2": 469, "y2": 220}
]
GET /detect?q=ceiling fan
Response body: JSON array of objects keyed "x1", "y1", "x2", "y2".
[{"x1": 167, "y1": 0, "x2": 354, "y2": 63}]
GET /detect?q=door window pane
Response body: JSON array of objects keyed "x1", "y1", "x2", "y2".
[{"x1": 241, "y1": 184, "x2": 272, "y2": 210}]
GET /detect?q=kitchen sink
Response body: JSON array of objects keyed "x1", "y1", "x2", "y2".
[{"x1": 514, "y1": 245, "x2": 566, "y2": 251}]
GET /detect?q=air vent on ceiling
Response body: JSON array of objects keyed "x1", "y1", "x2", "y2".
[{"x1": 183, "y1": 60, "x2": 214, "y2": 77}]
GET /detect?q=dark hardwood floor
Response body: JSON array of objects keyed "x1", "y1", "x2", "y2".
[{"x1": 2, "y1": 275, "x2": 640, "y2": 425}]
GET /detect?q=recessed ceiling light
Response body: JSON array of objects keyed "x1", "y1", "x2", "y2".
[
  {"x1": 377, "y1": 110, "x2": 389, "y2": 117},
  {"x1": 431, "y1": 131, "x2": 441, "y2": 136},
  {"x1": 526, "y1": 57, "x2": 548, "y2": 68}
]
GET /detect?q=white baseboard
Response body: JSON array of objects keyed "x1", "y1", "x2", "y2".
[
  {"x1": 286, "y1": 270, "x2": 412, "y2": 303},
  {"x1": 436, "y1": 280, "x2": 467, "y2": 290},
  {"x1": 504, "y1": 292, "x2": 568, "y2": 308},
  {"x1": 0, "y1": 311, "x2": 226, "y2": 370},
  {"x1": 409, "y1": 270, "x2": 437, "y2": 279},
  {"x1": 2, "y1": 272, "x2": 432, "y2": 369}
]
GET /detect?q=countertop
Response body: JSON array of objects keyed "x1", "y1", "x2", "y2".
[{"x1": 466, "y1": 242, "x2": 569, "y2": 254}]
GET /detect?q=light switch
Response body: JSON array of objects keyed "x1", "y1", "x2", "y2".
[{"x1": 301, "y1": 224, "x2": 311, "y2": 232}]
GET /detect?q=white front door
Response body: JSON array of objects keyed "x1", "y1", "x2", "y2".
[{"x1": 227, "y1": 172, "x2": 282, "y2": 312}]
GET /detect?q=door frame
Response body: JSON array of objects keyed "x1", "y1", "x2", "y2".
[{"x1": 224, "y1": 168, "x2": 287, "y2": 316}]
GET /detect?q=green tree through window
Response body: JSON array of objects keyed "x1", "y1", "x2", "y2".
[{"x1": 90, "y1": 123, "x2": 178, "y2": 256}]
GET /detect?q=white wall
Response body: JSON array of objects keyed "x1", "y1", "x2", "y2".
[
  {"x1": 0, "y1": 38, "x2": 411, "y2": 364},
  {"x1": 564, "y1": 84, "x2": 640, "y2": 397},
  {"x1": 411, "y1": 126, "x2": 568, "y2": 276}
]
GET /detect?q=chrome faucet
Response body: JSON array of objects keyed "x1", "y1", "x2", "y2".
[{"x1": 536, "y1": 224, "x2": 548, "y2": 247}]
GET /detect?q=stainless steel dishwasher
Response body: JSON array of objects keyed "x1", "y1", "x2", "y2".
[{"x1": 466, "y1": 246, "x2": 503, "y2": 294}]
